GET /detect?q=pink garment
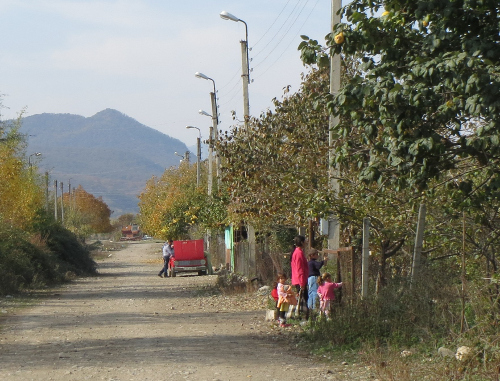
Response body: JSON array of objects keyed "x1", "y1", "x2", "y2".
[
  {"x1": 291, "y1": 247, "x2": 308, "y2": 287},
  {"x1": 277, "y1": 282, "x2": 297, "y2": 307},
  {"x1": 277, "y1": 282, "x2": 288, "y2": 298},
  {"x1": 317, "y1": 281, "x2": 342, "y2": 301}
]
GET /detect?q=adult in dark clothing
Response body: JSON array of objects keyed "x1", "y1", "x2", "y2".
[{"x1": 307, "y1": 248, "x2": 328, "y2": 310}]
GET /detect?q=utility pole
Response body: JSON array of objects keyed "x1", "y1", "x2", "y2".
[
  {"x1": 208, "y1": 126, "x2": 214, "y2": 197},
  {"x1": 411, "y1": 203, "x2": 426, "y2": 287},
  {"x1": 241, "y1": 39, "x2": 250, "y2": 129},
  {"x1": 45, "y1": 171, "x2": 49, "y2": 211},
  {"x1": 328, "y1": 0, "x2": 342, "y2": 252},
  {"x1": 60, "y1": 182, "x2": 64, "y2": 224},
  {"x1": 54, "y1": 180, "x2": 58, "y2": 221},
  {"x1": 362, "y1": 218, "x2": 370, "y2": 298},
  {"x1": 68, "y1": 179, "x2": 72, "y2": 211},
  {"x1": 210, "y1": 91, "x2": 220, "y2": 184},
  {"x1": 196, "y1": 135, "x2": 201, "y2": 186}
]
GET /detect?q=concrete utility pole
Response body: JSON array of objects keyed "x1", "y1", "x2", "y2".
[
  {"x1": 68, "y1": 179, "x2": 72, "y2": 211},
  {"x1": 54, "y1": 180, "x2": 58, "y2": 221},
  {"x1": 362, "y1": 218, "x2": 370, "y2": 299},
  {"x1": 210, "y1": 91, "x2": 220, "y2": 183},
  {"x1": 208, "y1": 126, "x2": 214, "y2": 197},
  {"x1": 220, "y1": 11, "x2": 250, "y2": 129},
  {"x1": 411, "y1": 203, "x2": 426, "y2": 287},
  {"x1": 45, "y1": 172, "x2": 49, "y2": 211},
  {"x1": 328, "y1": 0, "x2": 342, "y2": 252},
  {"x1": 186, "y1": 126, "x2": 201, "y2": 187},
  {"x1": 241, "y1": 39, "x2": 250, "y2": 129},
  {"x1": 60, "y1": 182, "x2": 64, "y2": 224}
]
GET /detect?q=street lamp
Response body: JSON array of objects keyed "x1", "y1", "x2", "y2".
[
  {"x1": 220, "y1": 10, "x2": 250, "y2": 127},
  {"x1": 186, "y1": 126, "x2": 201, "y2": 187},
  {"x1": 68, "y1": 178, "x2": 73, "y2": 209},
  {"x1": 195, "y1": 72, "x2": 220, "y2": 195},
  {"x1": 28, "y1": 152, "x2": 42, "y2": 167},
  {"x1": 194, "y1": 72, "x2": 219, "y2": 125},
  {"x1": 174, "y1": 151, "x2": 184, "y2": 163},
  {"x1": 198, "y1": 109, "x2": 211, "y2": 117},
  {"x1": 199, "y1": 110, "x2": 218, "y2": 194}
]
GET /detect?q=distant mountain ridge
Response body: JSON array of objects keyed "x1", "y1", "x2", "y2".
[{"x1": 22, "y1": 109, "x2": 190, "y2": 216}]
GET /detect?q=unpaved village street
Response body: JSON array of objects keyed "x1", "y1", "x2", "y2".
[{"x1": 0, "y1": 242, "x2": 372, "y2": 381}]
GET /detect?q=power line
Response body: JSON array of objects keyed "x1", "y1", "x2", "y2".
[
  {"x1": 254, "y1": 0, "x2": 321, "y2": 79},
  {"x1": 251, "y1": 0, "x2": 305, "y2": 61},
  {"x1": 251, "y1": 0, "x2": 294, "y2": 48},
  {"x1": 253, "y1": 0, "x2": 312, "y2": 71}
]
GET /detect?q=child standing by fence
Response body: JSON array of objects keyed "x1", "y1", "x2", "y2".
[
  {"x1": 276, "y1": 273, "x2": 297, "y2": 327},
  {"x1": 317, "y1": 273, "x2": 342, "y2": 318}
]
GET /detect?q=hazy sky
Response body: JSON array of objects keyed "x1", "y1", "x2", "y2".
[{"x1": 0, "y1": 0, "x2": 333, "y2": 146}]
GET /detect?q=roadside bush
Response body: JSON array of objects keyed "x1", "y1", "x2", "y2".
[
  {"x1": 30, "y1": 211, "x2": 97, "y2": 275},
  {"x1": 304, "y1": 268, "x2": 457, "y2": 350},
  {"x1": 0, "y1": 211, "x2": 97, "y2": 295},
  {"x1": 0, "y1": 223, "x2": 62, "y2": 295}
]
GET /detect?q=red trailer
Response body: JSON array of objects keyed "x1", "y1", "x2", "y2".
[{"x1": 169, "y1": 239, "x2": 208, "y2": 277}]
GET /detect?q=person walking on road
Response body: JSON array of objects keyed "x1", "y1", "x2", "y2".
[{"x1": 158, "y1": 240, "x2": 174, "y2": 278}]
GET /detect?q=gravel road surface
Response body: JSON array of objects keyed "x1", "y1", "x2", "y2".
[{"x1": 0, "y1": 241, "x2": 372, "y2": 381}]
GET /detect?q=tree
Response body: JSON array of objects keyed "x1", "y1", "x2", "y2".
[
  {"x1": 0, "y1": 113, "x2": 44, "y2": 229},
  {"x1": 217, "y1": 68, "x2": 332, "y2": 228},
  {"x1": 64, "y1": 186, "x2": 113, "y2": 237},
  {"x1": 138, "y1": 162, "x2": 224, "y2": 240},
  {"x1": 300, "y1": 0, "x2": 500, "y2": 200},
  {"x1": 111, "y1": 213, "x2": 136, "y2": 233}
]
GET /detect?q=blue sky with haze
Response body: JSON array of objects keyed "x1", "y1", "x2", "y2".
[{"x1": 0, "y1": 0, "x2": 333, "y2": 145}]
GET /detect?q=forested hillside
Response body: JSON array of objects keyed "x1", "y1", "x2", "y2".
[{"x1": 21, "y1": 109, "x2": 190, "y2": 215}]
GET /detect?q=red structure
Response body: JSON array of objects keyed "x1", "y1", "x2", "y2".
[
  {"x1": 169, "y1": 239, "x2": 208, "y2": 277},
  {"x1": 120, "y1": 224, "x2": 142, "y2": 241}
]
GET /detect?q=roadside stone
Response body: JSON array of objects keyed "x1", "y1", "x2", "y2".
[
  {"x1": 438, "y1": 347, "x2": 455, "y2": 358},
  {"x1": 455, "y1": 346, "x2": 472, "y2": 361}
]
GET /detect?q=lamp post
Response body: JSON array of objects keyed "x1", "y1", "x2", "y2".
[
  {"x1": 186, "y1": 126, "x2": 201, "y2": 187},
  {"x1": 199, "y1": 110, "x2": 215, "y2": 196},
  {"x1": 28, "y1": 152, "x2": 42, "y2": 167},
  {"x1": 220, "y1": 11, "x2": 250, "y2": 129},
  {"x1": 174, "y1": 151, "x2": 184, "y2": 163},
  {"x1": 68, "y1": 178, "x2": 73, "y2": 211},
  {"x1": 195, "y1": 72, "x2": 220, "y2": 186},
  {"x1": 60, "y1": 181, "x2": 64, "y2": 224},
  {"x1": 221, "y1": 11, "x2": 256, "y2": 274}
]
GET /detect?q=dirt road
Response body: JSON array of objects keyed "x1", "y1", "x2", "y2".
[{"x1": 0, "y1": 241, "x2": 369, "y2": 381}]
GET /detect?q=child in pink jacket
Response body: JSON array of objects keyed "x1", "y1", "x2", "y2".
[{"x1": 317, "y1": 272, "x2": 342, "y2": 318}]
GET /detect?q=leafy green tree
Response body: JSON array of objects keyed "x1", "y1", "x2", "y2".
[
  {"x1": 300, "y1": 0, "x2": 500, "y2": 200},
  {"x1": 217, "y1": 68, "x2": 332, "y2": 228}
]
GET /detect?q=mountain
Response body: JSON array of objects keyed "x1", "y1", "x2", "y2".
[{"x1": 22, "y1": 109, "x2": 191, "y2": 216}]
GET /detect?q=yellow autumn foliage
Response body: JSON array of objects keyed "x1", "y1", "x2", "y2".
[{"x1": 0, "y1": 122, "x2": 44, "y2": 229}]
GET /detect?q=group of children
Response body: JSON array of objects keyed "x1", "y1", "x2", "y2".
[{"x1": 272, "y1": 267, "x2": 342, "y2": 327}]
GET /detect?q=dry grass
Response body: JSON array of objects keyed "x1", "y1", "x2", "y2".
[{"x1": 358, "y1": 346, "x2": 500, "y2": 381}]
